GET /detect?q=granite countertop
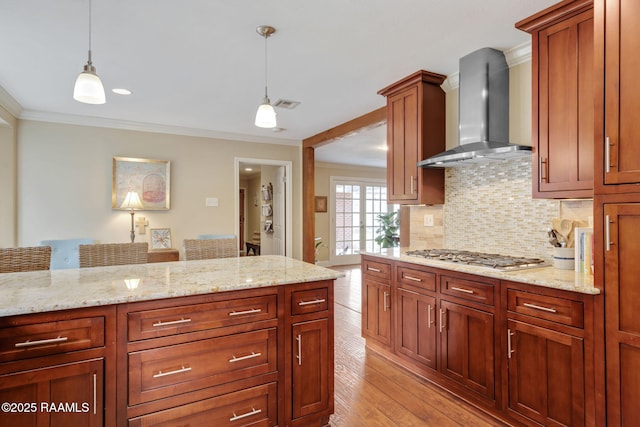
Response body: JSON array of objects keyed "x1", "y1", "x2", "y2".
[
  {"x1": 0, "y1": 255, "x2": 344, "y2": 317},
  {"x1": 364, "y1": 249, "x2": 599, "y2": 295}
]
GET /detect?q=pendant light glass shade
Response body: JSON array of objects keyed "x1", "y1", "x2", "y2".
[
  {"x1": 255, "y1": 26, "x2": 276, "y2": 129},
  {"x1": 74, "y1": 56, "x2": 106, "y2": 104},
  {"x1": 74, "y1": 0, "x2": 105, "y2": 104},
  {"x1": 255, "y1": 96, "x2": 277, "y2": 128}
]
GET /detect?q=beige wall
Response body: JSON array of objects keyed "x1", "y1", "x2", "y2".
[
  {"x1": 15, "y1": 120, "x2": 303, "y2": 258},
  {"x1": 314, "y1": 161, "x2": 386, "y2": 262},
  {"x1": 0, "y1": 106, "x2": 17, "y2": 247}
]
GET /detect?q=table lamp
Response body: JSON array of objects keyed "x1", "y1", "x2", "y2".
[{"x1": 120, "y1": 191, "x2": 144, "y2": 243}]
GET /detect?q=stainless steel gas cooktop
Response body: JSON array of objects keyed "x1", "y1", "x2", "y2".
[{"x1": 405, "y1": 249, "x2": 548, "y2": 271}]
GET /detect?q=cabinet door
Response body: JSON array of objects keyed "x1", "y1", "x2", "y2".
[
  {"x1": 361, "y1": 278, "x2": 391, "y2": 347},
  {"x1": 396, "y1": 288, "x2": 437, "y2": 370},
  {"x1": 603, "y1": 0, "x2": 640, "y2": 185},
  {"x1": 507, "y1": 319, "x2": 585, "y2": 426},
  {"x1": 387, "y1": 86, "x2": 420, "y2": 202},
  {"x1": 0, "y1": 359, "x2": 103, "y2": 427},
  {"x1": 291, "y1": 318, "x2": 330, "y2": 420},
  {"x1": 604, "y1": 203, "x2": 640, "y2": 425},
  {"x1": 536, "y1": 8, "x2": 594, "y2": 197},
  {"x1": 439, "y1": 300, "x2": 494, "y2": 399}
]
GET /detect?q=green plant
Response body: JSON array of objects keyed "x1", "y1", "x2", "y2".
[
  {"x1": 314, "y1": 238, "x2": 327, "y2": 263},
  {"x1": 374, "y1": 211, "x2": 400, "y2": 248}
]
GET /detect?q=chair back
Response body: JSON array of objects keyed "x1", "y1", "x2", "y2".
[
  {"x1": 0, "y1": 246, "x2": 52, "y2": 273},
  {"x1": 183, "y1": 237, "x2": 237, "y2": 260},
  {"x1": 79, "y1": 242, "x2": 149, "y2": 268},
  {"x1": 39, "y1": 238, "x2": 94, "y2": 269}
]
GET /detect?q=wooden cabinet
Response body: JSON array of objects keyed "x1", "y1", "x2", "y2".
[
  {"x1": 0, "y1": 306, "x2": 116, "y2": 427},
  {"x1": 286, "y1": 281, "x2": 334, "y2": 427},
  {"x1": 361, "y1": 260, "x2": 392, "y2": 348},
  {"x1": 396, "y1": 287, "x2": 437, "y2": 371},
  {"x1": 517, "y1": 0, "x2": 594, "y2": 198},
  {"x1": 596, "y1": 0, "x2": 640, "y2": 189},
  {"x1": 378, "y1": 70, "x2": 446, "y2": 205},
  {"x1": 504, "y1": 286, "x2": 590, "y2": 426},
  {"x1": 601, "y1": 202, "x2": 640, "y2": 425},
  {"x1": 146, "y1": 249, "x2": 179, "y2": 263}
]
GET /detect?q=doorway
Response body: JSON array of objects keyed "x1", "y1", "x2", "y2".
[{"x1": 235, "y1": 158, "x2": 292, "y2": 257}]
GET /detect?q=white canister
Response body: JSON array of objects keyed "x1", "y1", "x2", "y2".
[{"x1": 553, "y1": 247, "x2": 575, "y2": 270}]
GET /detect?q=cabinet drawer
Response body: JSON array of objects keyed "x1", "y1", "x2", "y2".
[
  {"x1": 397, "y1": 266, "x2": 436, "y2": 292},
  {"x1": 440, "y1": 276, "x2": 494, "y2": 306},
  {"x1": 129, "y1": 328, "x2": 277, "y2": 405},
  {"x1": 507, "y1": 290, "x2": 584, "y2": 328},
  {"x1": 291, "y1": 287, "x2": 328, "y2": 315},
  {"x1": 0, "y1": 317, "x2": 105, "y2": 363},
  {"x1": 362, "y1": 259, "x2": 391, "y2": 280},
  {"x1": 128, "y1": 294, "x2": 277, "y2": 341},
  {"x1": 128, "y1": 382, "x2": 277, "y2": 427}
]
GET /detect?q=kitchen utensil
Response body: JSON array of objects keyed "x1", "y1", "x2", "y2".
[
  {"x1": 560, "y1": 219, "x2": 575, "y2": 247},
  {"x1": 547, "y1": 228, "x2": 560, "y2": 247}
]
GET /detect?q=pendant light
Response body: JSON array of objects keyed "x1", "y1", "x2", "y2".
[
  {"x1": 254, "y1": 25, "x2": 276, "y2": 128},
  {"x1": 73, "y1": 0, "x2": 106, "y2": 104}
]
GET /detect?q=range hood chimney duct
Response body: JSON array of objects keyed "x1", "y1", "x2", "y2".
[{"x1": 418, "y1": 47, "x2": 532, "y2": 168}]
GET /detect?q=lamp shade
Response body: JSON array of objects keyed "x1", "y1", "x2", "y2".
[
  {"x1": 255, "y1": 100, "x2": 277, "y2": 128},
  {"x1": 120, "y1": 191, "x2": 144, "y2": 210},
  {"x1": 73, "y1": 64, "x2": 106, "y2": 104}
]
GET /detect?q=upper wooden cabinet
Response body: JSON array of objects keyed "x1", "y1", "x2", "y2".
[
  {"x1": 517, "y1": 0, "x2": 594, "y2": 199},
  {"x1": 378, "y1": 70, "x2": 446, "y2": 205},
  {"x1": 594, "y1": 0, "x2": 640, "y2": 193}
]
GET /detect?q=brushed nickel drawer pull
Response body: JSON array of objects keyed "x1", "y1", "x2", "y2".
[
  {"x1": 229, "y1": 351, "x2": 262, "y2": 363},
  {"x1": 230, "y1": 407, "x2": 262, "y2": 422},
  {"x1": 153, "y1": 365, "x2": 192, "y2": 378},
  {"x1": 451, "y1": 286, "x2": 474, "y2": 294},
  {"x1": 404, "y1": 275, "x2": 422, "y2": 282},
  {"x1": 383, "y1": 291, "x2": 388, "y2": 312},
  {"x1": 410, "y1": 175, "x2": 415, "y2": 194},
  {"x1": 93, "y1": 373, "x2": 97, "y2": 415},
  {"x1": 296, "y1": 334, "x2": 302, "y2": 366},
  {"x1": 523, "y1": 302, "x2": 557, "y2": 313},
  {"x1": 605, "y1": 136, "x2": 612, "y2": 173},
  {"x1": 507, "y1": 329, "x2": 515, "y2": 359},
  {"x1": 439, "y1": 309, "x2": 445, "y2": 333},
  {"x1": 152, "y1": 317, "x2": 192, "y2": 327},
  {"x1": 14, "y1": 336, "x2": 68, "y2": 348},
  {"x1": 298, "y1": 298, "x2": 326, "y2": 306},
  {"x1": 428, "y1": 305, "x2": 433, "y2": 328},
  {"x1": 367, "y1": 267, "x2": 381, "y2": 272},
  {"x1": 229, "y1": 308, "x2": 262, "y2": 316},
  {"x1": 606, "y1": 215, "x2": 613, "y2": 252}
]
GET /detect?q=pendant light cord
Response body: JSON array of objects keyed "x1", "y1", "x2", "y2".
[
  {"x1": 263, "y1": 33, "x2": 269, "y2": 98},
  {"x1": 88, "y1": 0, "x2": 93, "y2": 63}
]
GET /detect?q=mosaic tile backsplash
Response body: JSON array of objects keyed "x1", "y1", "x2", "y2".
[{"x1": 409, "y1": 158, "x2": 593, "y2": 262}]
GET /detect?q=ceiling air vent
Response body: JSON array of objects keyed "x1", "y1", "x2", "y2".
[{"x1": 273, "y1": 99, "x2": 301, "y2": 109}]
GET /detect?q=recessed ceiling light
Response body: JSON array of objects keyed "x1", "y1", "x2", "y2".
[
  {"x1": 112, "y1": 88, "x2": 132, "y2": 95},
  {"x1": 245, "y1": 168, "x2": 253, "y2": 172}
]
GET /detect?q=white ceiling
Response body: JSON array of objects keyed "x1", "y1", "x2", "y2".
[{"x1": 0, "y1": 0, "x2": 556, "y2": 164}]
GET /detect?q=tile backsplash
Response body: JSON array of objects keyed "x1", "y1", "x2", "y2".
[{"x1": 408, "y1": 158, "x2": 593, "y2": 262}]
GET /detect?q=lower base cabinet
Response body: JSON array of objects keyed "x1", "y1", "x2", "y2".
[
  {"x1": 396, "y1": 288, "x2": 437, "y2": 370},
  {"x1": 362, "y1": 277, "x2": 392, "y2": 347},
  {"x1": 507, "y1": 320, "x2": 585, "y2": 426}
]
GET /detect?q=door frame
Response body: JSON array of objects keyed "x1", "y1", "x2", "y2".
[{"x1": 235, "y1": 158, "x2": 293, "y2": 257}]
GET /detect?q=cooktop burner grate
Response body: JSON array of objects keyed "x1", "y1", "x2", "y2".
[{"x1": 405, "y1": 249, "x2": 547, "y2": 271}]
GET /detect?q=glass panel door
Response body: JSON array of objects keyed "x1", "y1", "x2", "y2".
[{"x1": 331, "y1": 178, "x2": 396, "y2": 265}]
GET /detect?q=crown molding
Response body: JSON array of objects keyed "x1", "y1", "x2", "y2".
[
  {"x1": 18, "y1": 110, "x2": 301, "y2": 146},
  {"x1": 441, "y1": 40, "x2": 532, "y2": 92},
  {"x1": 0, "y1": 85, "x2": 23, "y2": 119}
]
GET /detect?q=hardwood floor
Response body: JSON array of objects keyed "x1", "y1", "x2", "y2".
[{"x1": 329, "y1": 265, "x2": 508, "y2": 427}]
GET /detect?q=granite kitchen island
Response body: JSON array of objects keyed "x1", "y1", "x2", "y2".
[{"x1": 0, "y1": 255, "x2": 342, "y2": 427}]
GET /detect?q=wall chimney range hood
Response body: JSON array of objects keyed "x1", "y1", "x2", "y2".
[{"x1": 418, "y1": 48, "x2": 532, "y2": 168}]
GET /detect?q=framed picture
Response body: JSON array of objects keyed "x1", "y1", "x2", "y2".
[
  {"x1": 315, "y1": 196, "x2": 328, "y2": 213},
  {"x1": 112, "y1": 157, "x2": 170, "y2": 210},
  {"x1": 150, "y1": 228, "x2": 172, "y2": 249}
]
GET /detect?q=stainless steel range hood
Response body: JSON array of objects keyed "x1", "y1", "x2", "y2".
[{"x1": 418, "y1": 48, "x2": 531, "y2": 168}]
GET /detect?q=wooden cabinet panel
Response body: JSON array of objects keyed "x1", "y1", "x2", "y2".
[
  {"x1": 507, "y1": 289, "x2": 584, "y2": 328},
  {"x1": 378, "y1": 70, "x2": 445, "y2": 205},
  {"x1": 128, "y1": 382, "x2": 277, "y2": 427},
  {"x1": 604, "y1": 203, "x2": 640, "y2": 425},
  {"x1": 395, "y1": 288, "x2": 437, "y2": 370},
  {"x1": 127, "y1": 294, "x2": 277, "y2": 341},
  {"x1": 291, "y1": 318, "x2": 330, "y2": 420},
  {"x1": 361, "y1": 258, "x2": 391, "y2": 281},
  {"x1": 507, "y1": 319, "x2": 585, "y2": 426},
  {"x1": 601, "y1": 0, "x2": 640, "y2": 186},
  {"x1": 440, "y1": 300, "x2": 495, "y2": 400},
  {"x1": 440, "y1": 275, "x2": 495, "y2": 306},
  {"x1": 0, "y1": 316, "x2": 105, "y2": 363},
  {"x1": 396, "y1": 265, "x2": 436, "y2": 293},
  {"x1": 361, "y1": 277, "x2": 391, "y2": 347},
  {"x1": 290, "y1": 287, "x2": 328, "y2": 316},
  {"x1": 518, "y1": 0, "x2": 594, "y2": 198},
  {"x1": 128, "y1": 328, "x2": 277, "y2": 405},
  {"x1": 0, "y1": 359, "x2": 104, "y2": 427}
]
